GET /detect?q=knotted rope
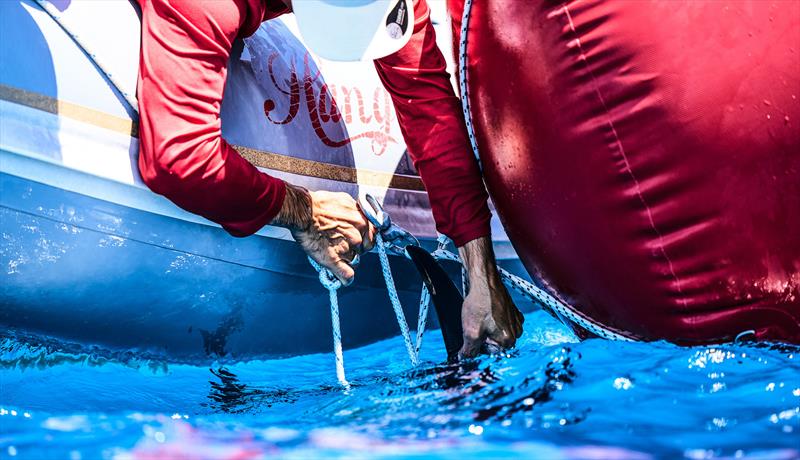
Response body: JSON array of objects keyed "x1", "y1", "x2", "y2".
[
  {"x1": 307, "y1": 257, "x2": 348, "y2": 388},
  {"x1": 310, "y1": 233, "x2": 632, "y2": 386},
  {"x1": 308, "y1": 233, "x2": 429, "y2": 386}
]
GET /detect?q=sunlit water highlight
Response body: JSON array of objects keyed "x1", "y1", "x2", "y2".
[{"x1": 1, "y1": 311, "x2": 798, "y2": 459}]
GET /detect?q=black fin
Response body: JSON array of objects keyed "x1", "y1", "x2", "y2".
[{"x1": 405, "y1": 246, "x2": 463, "y2": 362}]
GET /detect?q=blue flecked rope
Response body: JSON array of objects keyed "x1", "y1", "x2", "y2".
[{"x1": 308, "y1": 233, "x2": 426, "y2": 387}]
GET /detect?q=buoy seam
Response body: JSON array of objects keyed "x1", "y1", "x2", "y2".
[
  {"x1": 560, "y1": 4, "x2": 688, "y2": 311},
  {"x1": 458, "y1": 0, "x2": 482, "y2": 167},
  {"x1": 456, "y1": 3, "x2": 636, "y2": 341}
]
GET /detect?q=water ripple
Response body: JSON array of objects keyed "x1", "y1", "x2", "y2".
[{"x1": 1, "y1": 311, "x2": 798, "y2": 459}]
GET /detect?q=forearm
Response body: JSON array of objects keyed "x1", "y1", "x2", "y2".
[
  {"x1": 458, "y1": 236, "x2": 502, "y2": 289},
  {"x1": 137, "y1": 0, "x2": 290, "y2": 237},
  {"x1": 373, "y1": 0, "x2": 491, "y2": 246},
  {"x1": 458, "y1": 235, "x2": 523, "y2": 356}
]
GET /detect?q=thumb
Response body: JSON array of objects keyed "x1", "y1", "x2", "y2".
[{"x1": 327, "y1": 258, "x2": 355, "y2": 287}]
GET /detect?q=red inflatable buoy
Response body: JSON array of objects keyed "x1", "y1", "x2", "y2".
[{"x1": 449, "y1": 0, "x2": 800, "y2": 343}]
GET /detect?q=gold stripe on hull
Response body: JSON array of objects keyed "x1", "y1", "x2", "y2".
[
  {"x1": 0, "y1": 84, "x2": 425, "y2": 191},
  {"x1": 0, "y1": 83, "x2": 138, "y2": 137}
]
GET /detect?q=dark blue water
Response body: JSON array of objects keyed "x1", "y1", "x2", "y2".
[{"x1": 1, "y1": 310, "x2": 798, "y2": 459}]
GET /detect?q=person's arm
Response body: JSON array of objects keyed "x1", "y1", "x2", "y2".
[
  {"x1": 459, "y1": 238, "x2": 524, "y2": 357},
  {"x1": 137, "y1": 0, "x2": 370, "y2": 284},
  {"x1": 374, "y1": 0, "x2": 522, "y2": 355},
  {"x1": 273, "y1": 184, "x2": 376, "y2": 285}
]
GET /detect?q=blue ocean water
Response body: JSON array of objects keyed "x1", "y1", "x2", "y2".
[{"x1": 1, "y1": 310, "x2": 798, "y2": 459}]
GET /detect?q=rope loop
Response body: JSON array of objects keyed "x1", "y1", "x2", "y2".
[
  {"x1": 309, "y1": 257, "x2": 342, "y2": 291},
  {"x1": 310, "y1": 226, "x2": 635, "y2": 388},
  {"x1": 308, "y1": 232, "x2": 424, "y2": 387},
  {"x1": 307, "y1": 256, "x2": 348, "y2": 387}
]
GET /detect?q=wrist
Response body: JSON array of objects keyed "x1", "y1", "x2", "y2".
[
  {"x1": 272, "y1": 182, "x2": 312, "y2": 231},
  {"x1": 458, "y1": 236, "x2": 501, "y2": 288}
]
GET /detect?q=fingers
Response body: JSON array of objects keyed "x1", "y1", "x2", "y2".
[
  {"x1": 487, "y1": 325, "x2": 516, "y2": 349},
  {"x1": 339, "y1": 247, "x2": 360, "y2": 268},
  {"x1": 317, "y1": 213, "x2": 372, "y2": 255},
  {"x1": 308, "y1": 190, "x2": 376, "y2": 257},
  {"x1": 328, "y1": 258, "x2": 355, "y2": 286},
  {"x1": 360, "y1": 223, "x2": 377, "y2": 253},
  {"x1": 461, "y1": 332, "x2": 514, "y2": 359},
  {"x1": 497, "y1": 289, "x2": 524, "y2": 339},
  {"x1": 459, "y1": 337, "x2": 482, "y2": 359},
  {"x1": 458, "y1": 325, "x2": 486, "y2": 359},
  {"x1": 514, "y1": 308, "x2": 524, "y2": 338},
  {"x1": 482, "y1": 339, "x2": 504, "y2": 355},
  {"x1": 339, "y1": 226, "x2": 364, "y2": 252}
]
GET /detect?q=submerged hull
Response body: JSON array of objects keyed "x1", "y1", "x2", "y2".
[{"x1": 1, "y1": 171, "x2": 433, "y2": 361}]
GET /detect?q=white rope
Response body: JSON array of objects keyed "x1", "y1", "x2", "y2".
[
  {"x1": 307, "y1": 257, "x2": 349, "y2": 388},
  {"x1": 431, "y1": 241, "x2": 634, "y2": 342},
  {"x1": 375, "y1": 234, "x2": 418, "y2": 366},
  {"x1": 34, "y1": 0, "x2": 139, "y2": 116},
  {"x1": 414, "y1": 284, "x2": 431, "y2": 358},
  {"x1": 326, "y1": 285, "x2": 348, "y2": 388},
  {"x1": 308, "y1": 234, "x2": 430, "y2": 386}
]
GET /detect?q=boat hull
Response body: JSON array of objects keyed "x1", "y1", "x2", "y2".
[{"x1": 1, "y1": 171, "x2": 443, "y2": 361}]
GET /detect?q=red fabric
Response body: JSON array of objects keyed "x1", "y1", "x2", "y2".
[
  {"x1": 136, "y1": 0, "x2": 286, "y2": 236},
  {"x1": 374, "y1": 0, "x2": 490, "y2": 246},
  {"x1": 136, "y1": 0, "x2": 490, "y2": 245},
  {"x1": 448, "y1": 0, "x2": 800, "y2": 344}
]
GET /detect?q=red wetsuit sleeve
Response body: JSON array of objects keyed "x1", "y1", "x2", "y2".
[
  {"x1": 136, "y1": 0, "x2": 285, "y2": 237},
  {"x1": 374, "y1": 0, "x2": 491, "y2": 247}
]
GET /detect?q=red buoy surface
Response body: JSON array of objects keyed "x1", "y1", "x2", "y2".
[{"x1": 449, "y1": 0, "x2": 800, "y2": 343}]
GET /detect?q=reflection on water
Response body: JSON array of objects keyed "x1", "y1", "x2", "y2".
[
  {"x1": 205, "y1": 367, "x2": 338, "y2": 414},
  {"x1": 1, "y1": 310, "x2": 799, "y2": 459}
]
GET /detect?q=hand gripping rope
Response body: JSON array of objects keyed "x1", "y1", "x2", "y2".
[
  {"x1": 307, "y1": 194, "x2": 428, "y2": 387},
  {"x1": 308, "y1": 194, "x2": 633, "y2": 387}
]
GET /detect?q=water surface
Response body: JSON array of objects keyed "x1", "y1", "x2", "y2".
[{"x1": 1, "y1": 311, "x2": 798, "y2": 459}]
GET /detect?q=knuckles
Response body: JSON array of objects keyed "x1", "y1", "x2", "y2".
[
  {"x1": 496, "y1": 334, "x2": 516, "y2": 349},
  {"x1": 463, "y1": 328, "x2": 482, "y2": 344}
]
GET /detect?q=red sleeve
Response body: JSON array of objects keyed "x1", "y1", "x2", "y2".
[
  {"x1": 374, "y1": 0, "x2": 491, "y2": 247},
  {"x1": 136, "y1": 0, "x2": 285, "y2": 237}
]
